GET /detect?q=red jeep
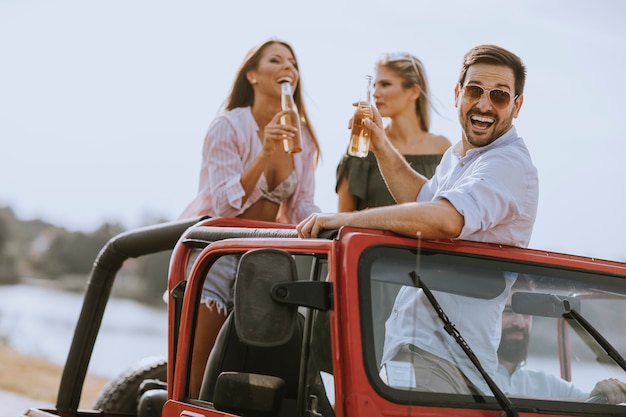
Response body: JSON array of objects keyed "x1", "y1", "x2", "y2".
[{"x1": 22, "y1": 217, "x2": 626, "y2": 417}]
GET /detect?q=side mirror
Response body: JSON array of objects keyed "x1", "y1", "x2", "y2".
[{"x1": 234, "y1": 249, "x2": 297, "y2": 347}]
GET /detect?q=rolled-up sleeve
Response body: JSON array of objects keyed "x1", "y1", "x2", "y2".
[
  {"x1": 179, "y1": 109, "x2": 263, "y2": 219},
  {"x1": 437, "y1": 149, "x2": 537, "y2": 246},
  {"x1": 205, "y1": 117, "x2": 252, "y2": 217},
  {"x1": 442, "y1": 160, "x2": 519, "y2": 235}
]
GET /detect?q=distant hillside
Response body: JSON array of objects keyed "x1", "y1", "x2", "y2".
[{"x1": 0, "y1": 206, "x2": 170, "y2": 305}]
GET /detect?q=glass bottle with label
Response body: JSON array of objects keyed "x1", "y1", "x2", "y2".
[
  {"x1": 279, "y1": 81, "x2": 303, "y2": 153},
  {"x1": 348, "y1": 75, "x2": 373, "y2": 158}
]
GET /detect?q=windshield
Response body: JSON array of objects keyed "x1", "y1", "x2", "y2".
[{"x1": 359, "y1": 244, "x2": 626, "y2": 410}]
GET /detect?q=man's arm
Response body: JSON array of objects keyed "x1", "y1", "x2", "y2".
[
  {"x1": 365, "y1": 107, "x2": 428, "y2": 203},
  {"x1": 296, "y1": 199, "x2": 463, "y2": 239}
]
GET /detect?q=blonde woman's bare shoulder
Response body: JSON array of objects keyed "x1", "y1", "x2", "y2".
[{"x1": 431, "y1": 134, "x2": 453, "y2": 153}]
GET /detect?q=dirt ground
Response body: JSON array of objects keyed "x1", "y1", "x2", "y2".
[{"x1": 0, "y1": 343, "x2": 109, "y2": 409}]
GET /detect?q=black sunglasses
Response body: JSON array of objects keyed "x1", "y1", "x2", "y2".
[{"x1": 461, "y1": 84, "x2": 518, "y2": 109}]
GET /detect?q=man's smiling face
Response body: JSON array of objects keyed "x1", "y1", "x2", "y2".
[{"x1": 455, "y1": 63, "x2": 523, "y2": 151}]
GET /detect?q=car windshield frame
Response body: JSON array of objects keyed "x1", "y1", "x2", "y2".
[{"x1": 358, "y1": 243, "x2": 626, "y2": 413}]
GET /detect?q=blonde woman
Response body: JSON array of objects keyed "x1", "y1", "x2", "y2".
[{"x1": 336, "y1": 53, "x2": 450, "y2": 212}]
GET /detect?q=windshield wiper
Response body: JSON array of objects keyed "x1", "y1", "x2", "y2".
[
  {"x1": 562, "y1": 303, "x2": 626, "y2": 372},
  {"x1": 410, "y1": 271, "x2": 518, "y2": 417},
  {"x1": 513, "y1": 292, "x2": 626, "y2": 372}
]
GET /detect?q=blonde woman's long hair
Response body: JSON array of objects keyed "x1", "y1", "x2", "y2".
[{"x1": 377, "y1": 53, "x2": 433, "y2": 132}]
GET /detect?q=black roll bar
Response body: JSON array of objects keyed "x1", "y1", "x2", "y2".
[{"x1": 56, "y1": 217, "x2": 205, "y2": 412}]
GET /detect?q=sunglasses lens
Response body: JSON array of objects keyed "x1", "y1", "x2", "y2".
[
  {"x1": 489, "y1": 90, "x2": 511, "y2": 108},
  {"x1": 465, "y1": 85, "x2": 484, "y2": 100}
]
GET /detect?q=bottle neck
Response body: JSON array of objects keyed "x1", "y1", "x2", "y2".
[
  {"x1": 362, "y1": 76, "x2": 373, "y2": 104},
  {"x1": 281, "y1": 82, "x2": 295, "y2": 110},
  {"x1": 281, "y1": 82, "x2": 293, "y2": 96}
]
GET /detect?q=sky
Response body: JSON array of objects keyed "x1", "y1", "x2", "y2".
[{"x1": 1, "y1": 0, "x2": 625, "y2": 262}]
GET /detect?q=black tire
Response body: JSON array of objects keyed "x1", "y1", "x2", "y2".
[{"x1": 93, "y1": 356, "x2": 167, "y2": 412}]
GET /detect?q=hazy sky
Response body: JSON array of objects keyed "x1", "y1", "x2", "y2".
[{"x1": 1, "y1": 0, "x2": 625, "y2": 262}]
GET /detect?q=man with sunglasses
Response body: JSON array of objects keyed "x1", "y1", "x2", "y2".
[{"x1": 297, "y1": 45, "x2": 538, "y2": 396}]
